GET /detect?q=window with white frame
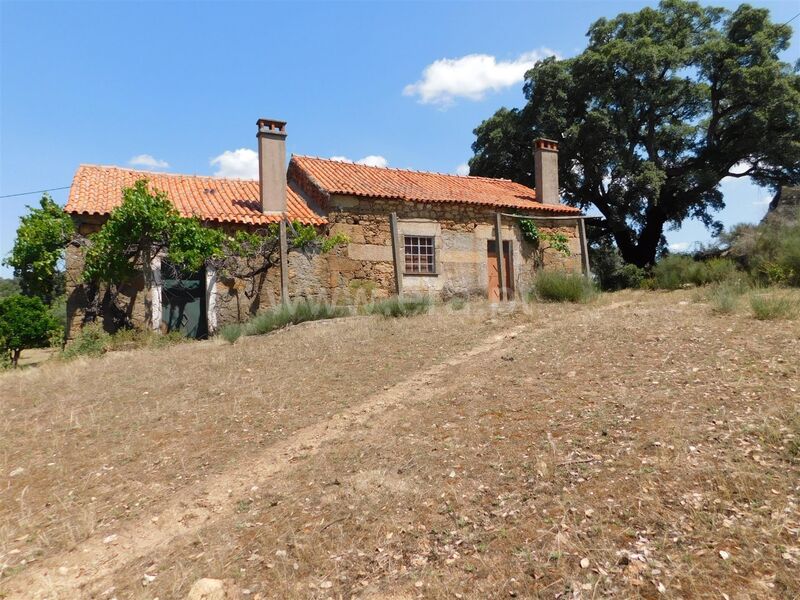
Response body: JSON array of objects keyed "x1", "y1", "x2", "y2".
[{"x1": 403, "y1": 235, "x2": 435, "y2": 274}]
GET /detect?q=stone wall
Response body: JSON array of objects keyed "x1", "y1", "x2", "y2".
[
  {"x1": 64, "y1": 199, "x2": 584, "y2": 338},
  {"x1": 324, "y1": 195, "x2": 583, "y2": 301}
]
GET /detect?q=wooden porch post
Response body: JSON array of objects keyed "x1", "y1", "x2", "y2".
[
  {"x1": 389, "y1": 212, "x2": 403, "y2": 296},
  {"x1": 578, "y1": 218, "x2": 592, "y2": 280},
  {"x1": 279, "y1": 217, "x2": 289, "y2": 304},
  {"x1": 495, "y1": 212, "x2": 507, "y2": 301}
]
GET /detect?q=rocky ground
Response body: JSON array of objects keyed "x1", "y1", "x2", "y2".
[{"x1": 1, "y1": 290, "x2": 798, "y2": 599}]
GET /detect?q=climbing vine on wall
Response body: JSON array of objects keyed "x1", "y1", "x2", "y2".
[{"x1": 519, "y1": 219, "x2": 571, "y2": 268}]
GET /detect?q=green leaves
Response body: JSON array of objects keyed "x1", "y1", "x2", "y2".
[
  {"x1": 470, "y1": 0, "x2": 800, "y2": 266},
  {"x1": 84, "y1": 180, "x2": 226, "y2": 284},
  {"x1": 519, "y1": 219, "x2": 571, "y2": 257},
  {"x1": 3, "y1": 194, "x2": 74, "y2": 303},
  {"x1": 0, "y1": 295, "x2": 61, "y2": 363},
  {"x1": 83, "y1": 180, "x2": 350, "y2": 290}
]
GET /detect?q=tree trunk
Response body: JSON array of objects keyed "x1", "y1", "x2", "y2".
[
  {"x1": 612, "y1": 206, "x2": 666, "y2": 268},
  {"x1": 12, "y1": 348, "x2": 21, "y2": 368}
]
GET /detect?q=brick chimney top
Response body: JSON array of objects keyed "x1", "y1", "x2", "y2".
[
  {"x1": 257, "y1": 118, "x2": 287, "y2": 136},
  {"x1": 535, "y1": 139, "x2": 558, "y2": 152}
]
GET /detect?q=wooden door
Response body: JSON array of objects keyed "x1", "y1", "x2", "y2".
[{"x1": 487, "y1": 241, "x2": 512, "y2": 301}]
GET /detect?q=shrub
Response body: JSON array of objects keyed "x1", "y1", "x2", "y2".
[
  {"x1": 616, "y1": 263, "x2": 647, "y2": 289},
  {"x1": 529, "y1": 271, "x2": 596, "y2": 303},
  {"x1": 62, "y1": 323, "x2": 111, "y2": 359},
  {"x1": 704, "y1": 258, "x2": 739, "y2": 284},
  {"x1": 726, "y1": 216, "x2": 800, "y2": 287},
  {"x1": 651, "y1": 255, "x2": 739, "y2": 289},
  {"x1": 708, "y1": 284, "x2": 741, "y2": 315},
  {"x1": 361, "y1": 295, "x2": 432, "y2": 317},
  {"x1": 652, "y1": 255, "x2": 701, "y2": 288},
  {"x1": 0, "y1": 294, "x2": 61, "y2": 367},
  {"x1": 750, "y1": 293, "x2": 799, "y2": 321},
  {"x1": 243, "y1": 300, "x2": 350, "y2": 336},
  {"x1": 449, "y1": 297, "x2": 467, "y2": 311},
  {"x1": 220, "y1": 324, "x2": 243, "y2": 344}
]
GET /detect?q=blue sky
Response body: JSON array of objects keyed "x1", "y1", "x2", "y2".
[{"x1": 1, "y1": 0, "x2": 798, "y2": 276}]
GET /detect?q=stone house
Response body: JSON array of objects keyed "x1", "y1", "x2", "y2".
[{"x1": 64, "y1": 119, "x2": 586, "y2": 339}]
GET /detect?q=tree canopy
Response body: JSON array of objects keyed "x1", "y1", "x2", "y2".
[
  {"x1": 469, "y1": 0, "x2": 800, "y2": 266},
  {"x1": 4, "y1": 194, "x2": 74, "y2": 303},
  {"x1": 0, "y1": 295, "x2": 60, "y2": 367}
]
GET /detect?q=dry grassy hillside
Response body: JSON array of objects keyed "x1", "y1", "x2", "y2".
[{"x1": 1, "y1": 290, "x2": 799, "y2": 599}]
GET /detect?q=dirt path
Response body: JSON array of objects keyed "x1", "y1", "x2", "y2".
[{"x1": 2, "y1": 323, "x2": 529, "y2": 599}]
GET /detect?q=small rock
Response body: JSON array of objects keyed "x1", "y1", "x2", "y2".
[
  {"x1": 319, "y1": 581, "x2": 332, "y2": 589},
  {"x1": 580, "y1": 558, "x2": 590, "y2": 569},
  {"x1": 142, "y1": 573, "x2": 156, "y2": 586},
  {"x1": 449, "y1": 470, "x2": 456, "y2": 478},
  {"x1": 103, "y1": 534, "x2": 117, "y2": 544},
  {"x1": 186, "y1": 578, "x2": 241, "y2": 600},
  {"x1": 719, "y1": 550, "x2": 730, "y2": 560},
  {"x1": 9, "y1": 467, "x2": 24, "y2": 477}
]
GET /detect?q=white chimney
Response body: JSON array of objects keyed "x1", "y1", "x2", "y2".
[
  {"x1": 534, "y1": 138, "x2": 559, "y2": 205},
  {"x1": 256, "y1": 118, "x2": 287, "y2": 214}
]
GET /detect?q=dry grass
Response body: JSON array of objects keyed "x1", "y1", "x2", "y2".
[{"x1": 1, "y1": 292, "x2": 799, "y2": 599}]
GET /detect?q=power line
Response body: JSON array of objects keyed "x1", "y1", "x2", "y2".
[
  {"x1": 0, "y1": 186, "x2": 70, "y2": 199},
  {"x1": 783, "y1": 11, "x2": 800, "y2": 26}
]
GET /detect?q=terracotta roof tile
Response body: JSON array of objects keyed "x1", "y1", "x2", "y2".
[
  {"x1": 290, "y1": 155, "x2": 581, "y2": 215},
  {"x1": 64, "y1": 165, "x2": 327, "y2": 226}
]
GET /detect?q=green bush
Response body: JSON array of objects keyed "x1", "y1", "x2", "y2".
[
  {"x1": 62, "y1": 323, "x2": 111, "y2": 359},
  {"x1": 220, "y1": 324, "x2": 243, "y2": 344},
  {"x1": 361, "y1": 295, "x2": 432, "y2": 317},
  {"x1": 708, "y1": 284, "x2": 742, "y2": 315},
  {"x1": 750, "y1": 293, "x2": 799, "y2": 321},
  {"x1": 0, "y1": 294, "x2": 61, "y2": 367},
  {"x1": 651, "y1": 255, "x2": 739, "y2": 289},
  {"x1": 243, "y1": 300, "x2": 350, "y2": 336},
  {"x1": 449, "y1": 297, "x2": 467, "y2": 311},
  {"x1": 529, "y1": 271, "x2": 596, "y2": 303},
  {"x1": 726, "y1": 216, "x2": 800, "y2": 287}
]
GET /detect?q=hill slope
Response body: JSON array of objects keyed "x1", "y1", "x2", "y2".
[{"x1": 1, "y1": 292, "x2": 799, "y2": 599}]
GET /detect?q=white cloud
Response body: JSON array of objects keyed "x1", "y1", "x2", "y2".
[
  {"x1": 329, "y1": 155, "x2": 389, "y2": 168},
  {"x1": 403, "y1": 48, "x2": 558, "y2": 106},
  {"x1": 129, "y1": 154, "x2": 169, "y2": 169},
  {"x1": 668, "y1": 241, "x2": 691, "y2": 252},
  {"x1": 356, "y1": 155, "x2": 388, "y2": 168},
  {"x1": 455, "y1": 163, "x2": 470, "y2": 176},
  {"x1": 210, "y1": 148, "x2": 258, "y2": 179}
]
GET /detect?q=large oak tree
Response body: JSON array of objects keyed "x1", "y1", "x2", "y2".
[{"x1": 469, "y1": 1, "x2": 800, "y2": 266}]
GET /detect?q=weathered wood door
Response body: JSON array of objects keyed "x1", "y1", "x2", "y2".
[{"x1": 487, "y1": 240, "x2": 512, "y2": 301}]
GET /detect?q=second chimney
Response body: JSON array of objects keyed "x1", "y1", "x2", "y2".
[
  {"x1": 534, "y1": 138, "x2": 559, "y2": 205},
  {"x1": 256, "y1": 118, "x2": 288, "y2": 215}
]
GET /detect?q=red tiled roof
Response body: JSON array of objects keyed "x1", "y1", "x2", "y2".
[
  {"x1": 290, "y1": 155, "x2": 581, "y2": 215},
  {"x1": 64, "y1": 165, "x2": 327, "y2": 226}
]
